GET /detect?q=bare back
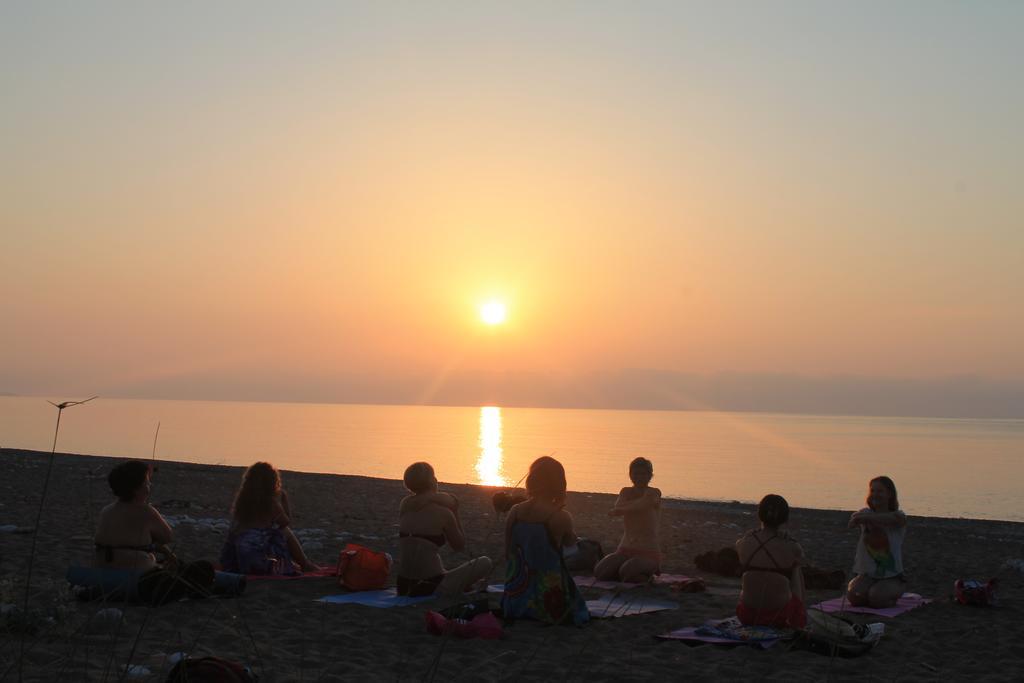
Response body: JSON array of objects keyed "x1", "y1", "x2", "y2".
[
  {"x1": 94, "y1": 501, "x2": 171, "y2": 571},
  {"x1": 398, "y1": 498, "x2": 459, "y2": 580},
  {"x1": 736, "y1": 529, "x2": 803, "y2": 610}
]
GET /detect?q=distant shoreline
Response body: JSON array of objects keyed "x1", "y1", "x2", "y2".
[{"x1": 4, "y1": 392, "x2": 1024, "y2": 423}]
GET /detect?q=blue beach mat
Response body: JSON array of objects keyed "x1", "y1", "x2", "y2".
[
  {"x1": 67, "y1": 565, "x2": 246, "y2": 600},
  {"x1": 316, "y1": 588, "x2": 433, "y2": 608}
]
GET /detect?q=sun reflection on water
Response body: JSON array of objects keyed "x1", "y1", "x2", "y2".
[{"x1": 475, "y1": 406, "x2": 507, "y2": 486}]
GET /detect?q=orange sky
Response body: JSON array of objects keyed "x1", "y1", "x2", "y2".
[{"x1": 1, "y1": 3, "x2": 1022, "y2": 414}]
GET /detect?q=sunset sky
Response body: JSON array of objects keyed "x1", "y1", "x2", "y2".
[{"x1": 2, "y1": 2, "x2": 1022, "y2": 416}]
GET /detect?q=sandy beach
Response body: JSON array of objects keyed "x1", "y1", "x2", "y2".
[{"x1": 2, "y1": 448, "x2": 1023, "y2": 682}]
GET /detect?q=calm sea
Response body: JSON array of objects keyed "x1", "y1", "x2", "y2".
[{"x1": 2, "y1": 397, "x2": 1021, "y2": 522}]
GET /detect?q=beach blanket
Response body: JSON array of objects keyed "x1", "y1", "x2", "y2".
[
  {"x1": 658, "y1": 617, "x2": 789, "y2": 648},
  {"x1": 574, "y1": 574, "x2": 704, "y2": 591},
  {"x1": 573, "y1": 576, "x2": 642, "y2": 590},
  {"x1": 316, "y1": 588, "x2": 433, "y2": 608},
  {"x1": 586, "y1": 594, "x2": 678, "y2": 619},
  {"x1": 811, "y1": 593, "x2": 931, "y2": 618},
  {"x1": 245, "y1": 565, "x2": 337, "y2": 581},
  {"x1": 654, "y1": 574, "x2": 705, "y2": 591},
  {"x1": 489, "y1": 574, "x2": 702, "y2": 594}
]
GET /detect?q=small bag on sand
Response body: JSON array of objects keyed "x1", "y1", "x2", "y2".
[
  {"x1": 800, "y1": 609, "x2": 884, "y2": 658},
  {"x1": 337, "y1": 543, "x2": 392, "y2": 591}
]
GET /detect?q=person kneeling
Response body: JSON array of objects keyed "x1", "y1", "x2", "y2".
[
  {"x1": 735, "y1": 494, "x2": 806, "y2": 629},
  {"x1": 594, "y1": 457, "x2": 662, "y2": 583}
]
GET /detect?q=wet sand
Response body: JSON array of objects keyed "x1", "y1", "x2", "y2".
[{"x1": 2, "y1": 448, "x2": 1023, "y2": 681}]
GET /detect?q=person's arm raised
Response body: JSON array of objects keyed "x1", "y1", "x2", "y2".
[
  {"x1": 611, "y1": 488, "x2": 661, "y2": 515},
  {"x1": 148, "y1": 505, "x2": 174, "y2": 545},
  {"x1": 443, "y1": 509, "x2": 466, "y2": 552},
  {"x1": 400, "y1": 492, "x2": 459, "y2": 515},
  {"x1": 849, "y1": 509, "x2": 905, "y2": 528}
]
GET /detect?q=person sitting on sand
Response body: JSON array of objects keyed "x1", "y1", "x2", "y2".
[
  {"x1": 96, "y1": 460, "x2": 215, "y2": 605},
  {"x1": 846, "y1": 475, "x2": 907, "y2": 608},
  {"x1": 396, "y1": 462, "x2": 492, "y2": 597},
  {"x1": 502, "y1": 456, "x2": 589, "y2": 625},
  {"x1": 594, "y1": 457, "x2": 662, "y2": 583},
  {"x1": 735, "y1": 494, "x2": 806, "y2": 629},
  {"x1": 95, "y1": 460, "x2": 174, "y2": 571},
  {"x1": 220, "y1": 462, "x2": 320, "y2": 575}
]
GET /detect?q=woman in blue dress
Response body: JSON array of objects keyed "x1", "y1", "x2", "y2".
[{"x1": 502, "y1": 456, "x2": 589, "y2": 625}]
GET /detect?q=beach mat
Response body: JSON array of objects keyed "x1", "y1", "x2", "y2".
[
  {"x1": 658, "y1": 617, "x2": 788, "y2": 648},
  {"x1": 573, "y1": 576, "x2": 641, "y2": 590},
  {"x1": 811, "y1": 593, "x2": 931, "y2": 618},
  {"x1": 586, "y1": 594, "x2": 678, "y2": 618},
  {"x1": 488, "y1": 574, "x2": 701, "y2": 594},
  {"x1": 67, "y1": 566, "x2": 246, "y2": 600},
  {"x1": 574, "y1": 574, "x2": 703, "y2": 590},
  {"x1": 245, "y1": 565, "x2": 337, "y2": 581},
  {"x1": 316, "y1": 588, "x2": 433, "y2": 608},
  {"x1": 654, "y1": 574, "x2": 706, "y2": 591}
]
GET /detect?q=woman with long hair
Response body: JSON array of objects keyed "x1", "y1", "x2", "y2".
[{"x1": 220, "y1": 462, "x2": 319, "y2": 575}]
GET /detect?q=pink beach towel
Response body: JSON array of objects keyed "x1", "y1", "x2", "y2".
[{"x1": 812, "y1": 592, "x2": 931, "y2": 618}]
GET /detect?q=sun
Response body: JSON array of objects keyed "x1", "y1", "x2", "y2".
[{"x1": 479, "y1": 300, "x2": 507, "y2": 325}]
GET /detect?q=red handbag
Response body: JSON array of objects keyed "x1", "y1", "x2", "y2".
[{"x1": 337, "y1": 543, "x2": 392, "y2": 591}]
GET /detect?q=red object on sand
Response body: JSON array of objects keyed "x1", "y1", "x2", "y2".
[
  {"x1": 955, "y1": 578, "x2": 998, "y2": 606},
  {"x1": 337, "y1": 543, "x2": 392, "y2": 591},
  {"x1": 425, "y1": 611, "x2": 503, "y2": 639}
]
